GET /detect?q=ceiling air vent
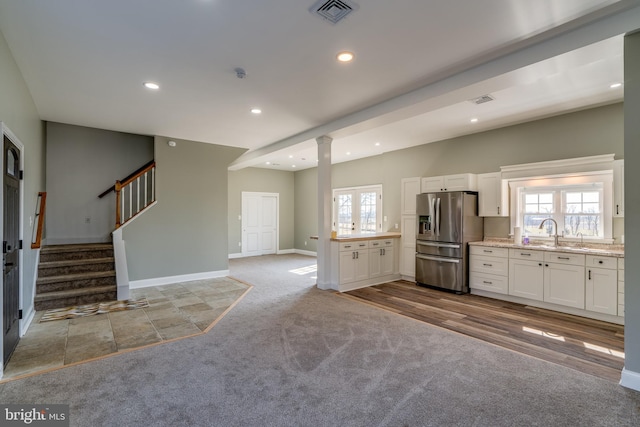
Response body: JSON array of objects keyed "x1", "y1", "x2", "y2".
[
  {"x1": 310, "y1": 0, "x2": 359, "y2": 24},
  {"x1": 469, "y1": 95, "x2": 495, "y2": 105}
]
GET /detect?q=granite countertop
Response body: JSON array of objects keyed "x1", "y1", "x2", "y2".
[{"x1": 470, "y1": 238, "x2": 624, "y2": 258}]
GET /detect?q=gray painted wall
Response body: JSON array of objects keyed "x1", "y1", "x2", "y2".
[
  {"x1": 623, "y1": 31, "x2": 640, "y2": 378},
  {"x1": 228, "y1": 168, "x2": 294, "y2": 255},
  {"x1": 294, "y1": 103, "x2": 624, "y2": 253},
  {"x1": 122, "y1": 136, "x2": 245, "y2": 281},
  {"x1": 45, "y1": 122, "x2": 153, "y2": 244},
  {"x1": 0, "y1": 29, "x2": 45, "y2": 328}
]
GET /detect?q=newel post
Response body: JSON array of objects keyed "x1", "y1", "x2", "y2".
[{"x1": 115, "y1": 180, "x2": 122, "y2": 229}]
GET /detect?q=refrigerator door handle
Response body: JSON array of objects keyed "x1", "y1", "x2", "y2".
[
  {"x1": 417, "y1": 241, "x2": 460, "y2": 249},
  {"x1": 435, "y1": 197, "x2": 441, "y2": 237},
  {"x1": 416, "y1": 254, "x2": 460, "y2": 264}
]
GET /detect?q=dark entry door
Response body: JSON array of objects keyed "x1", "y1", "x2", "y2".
[{"x1": 3, "y1": 135, "x2": 20, "y2": 366}]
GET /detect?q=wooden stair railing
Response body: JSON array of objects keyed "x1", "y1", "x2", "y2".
[
  {"x1": 99, "y1": 161, "x2": 156, "y2": 229},
  {"x1": 31, "y1": 192, "x2": 47, "y2": 249}
]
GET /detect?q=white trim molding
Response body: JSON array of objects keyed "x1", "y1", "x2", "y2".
[
  {"x1": 620, "y1": 368, "x2": 640, "y2": 392},
  {"x1": 295, "y1": 249, "x2": 317, "y2": 257},
  {"x1": 129, "y1": 270, "x2": 230, "y2": 289},
  {"x1": 501, "y1": 154, "x2": 615, "y2": 179}
]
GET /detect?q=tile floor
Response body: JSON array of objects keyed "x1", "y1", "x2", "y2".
[{"x1": 1, "y1": 277, "x2": 250, "y2": 381}]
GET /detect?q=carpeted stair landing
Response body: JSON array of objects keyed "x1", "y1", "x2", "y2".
[{"x1": 34, "y1": 243, "x2": 117, "y2": 311}]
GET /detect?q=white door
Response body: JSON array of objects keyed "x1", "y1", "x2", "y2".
[{"x1": 242, "y1": 192, "x2": 278, "y2": 257}]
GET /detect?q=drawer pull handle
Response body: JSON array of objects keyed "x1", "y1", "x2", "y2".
[
  {"x1": 483, "y1": 250, "x2": 493, "y2": 253},
  {"x1": 483, "y1": 281, "x2": 493, "y2": 284},
  {"x1": 598, "y1": 260, "x2": 604, "y2": 264},
  {"x1": 520, "y1": 253, "x2": 531, "y2": 256},
  {"x1": 483, "y1": 263, "x2": 493, "y2": 267},
  {"x1": 557, "y1": 257, "x2": 570, "y2": 260}
]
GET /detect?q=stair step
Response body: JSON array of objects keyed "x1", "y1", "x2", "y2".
[
  {"x1": 37, "y1": 257, "x2": 115, "y2": 277},
  {"x1": 34, "y1": 286, "x2": 117, "y2": 311},
  {"x1": 36, "y1": 270, "x2": 116, "y2": 285},
  {"x1": 39, "y1": 244, "x2": 114, "y2": 262}
]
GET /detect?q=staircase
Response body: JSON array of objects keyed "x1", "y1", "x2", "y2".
[{"x1": 34, "y1": 243, "x2": 117, "y2": 311}]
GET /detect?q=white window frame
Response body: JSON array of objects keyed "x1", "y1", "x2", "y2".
[
  {"x1": 332, "y1": 184, "x2": 383, "y2": 236},
  {"x1": 509, "y1": 172, "x2": 613, "y2": 243}
]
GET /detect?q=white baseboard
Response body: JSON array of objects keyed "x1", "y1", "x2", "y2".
[
  {"x1": 277, "y1": 249, "x2": 295, "y2": 255},
  {"x1": 228, "y1": 252, "x2": 243, "y2": 259},
  {"x1": 129, "y1": 270, "x2": 230, "y2": 289},
  {"x1": 295, "y1": 249, "x2": 317, "y2": 257},
  {"x1": 620, "y1": 368, "x2": 640, "y2": 392}
]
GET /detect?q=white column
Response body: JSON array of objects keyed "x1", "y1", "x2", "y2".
[{"x1": 316, "y1": 135, "x2": 332, "y2": 290}]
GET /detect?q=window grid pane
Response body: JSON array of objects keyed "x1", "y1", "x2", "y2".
[
  {"x1": 360, "y1": 192, "x2": 377, "y2": 233},
  {"x1": 337, "y1": 194, "x2": 352, "y2": 235}
]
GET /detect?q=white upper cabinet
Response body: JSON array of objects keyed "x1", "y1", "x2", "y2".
[
  {"x1": 477, "y1": 172, "x2": 509, "y2": 217},
  {"x1": 400, "y1": 177, "x2": 421, "y2": 215},
  {"x1": 421, "y1": 173, "x2": 477, "y2": 193},
  {"x1": 613, "y1": 159, "x2": 624, "y2": 217}
]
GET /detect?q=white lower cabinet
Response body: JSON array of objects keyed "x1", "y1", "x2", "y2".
[
  {"x1": 369, "y1": 239, "x2": 395, "y2": 278},
  {"x1": 469, "y1": 246, "x2": 509, "y2": 294},
  {"x1": 471, "y1": 245, "x2": 623, "y2": 323},
  {"x1": 338, "y1": 242, "x2": 369, "y2": 284},
  {"x1": 331, "y1": 237, "x2": 401, "y2": 291},
  {"x1": 586, "y1": 255, "x2": 618, "y2": 315},
  {"x1": 509, "y1": 249, "x2": 544, "y2": 301},
  {"x1": 399, "y1": 215, "x2": 416, "y2": 278}
]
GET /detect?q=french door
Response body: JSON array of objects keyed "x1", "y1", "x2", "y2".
[{"x1": 333, "y1": 185, "x2": 382, "y2": 236}]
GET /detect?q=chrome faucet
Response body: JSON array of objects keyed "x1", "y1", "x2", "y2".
[
  {"x1": 538, "y1": 218, "x2": 560, "y2": 247},
  {"x1": 576, "y1": 232, "x2": 584, "y2": 247}
]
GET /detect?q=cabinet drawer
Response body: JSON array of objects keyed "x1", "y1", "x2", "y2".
[
  {"x1": 470, "y1": 255, "x2": 508, "y2": 276},
  {"x1": 544, "y1": 252, "x2": 585, "y2": 266},
  {"x1": 470, "y1": 272, "x2": 508, "y2": 294},
  {"x1": 470, "y1": 246, "x2": 509, "y2": 258},
  {"x1": 509, "y1": 248, "x2": 544, "y2": 261},
  {"x1": 339, "y1": 241, "x2": 369, "y2": 251},
  {"x1": 585, "y1": 255, "x2": 617, "y2": 270},
  {"x1": 370, "y1": 239, "x2": 394, "y2": 248}
]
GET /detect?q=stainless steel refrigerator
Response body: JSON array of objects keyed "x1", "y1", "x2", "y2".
[{"x1": 415, "y1": 191, "x2": 483, "y2": 293}]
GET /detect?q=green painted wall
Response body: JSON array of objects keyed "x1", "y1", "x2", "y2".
[
  {"x1": 0, "y1": 29, "x2": 45, "y2": 326},
  {"x1": 123, "y1": 136, "x2": 244, "y2": 281},
  {"x1": 623, "y1": 31, "x2": 640, "y2": 379},
  {"x1": 45, "y1": 122, "x2": 153, "y2": 244},
  {"x1": 228, "y1": 168, "x2": 295, "y2": 254}
]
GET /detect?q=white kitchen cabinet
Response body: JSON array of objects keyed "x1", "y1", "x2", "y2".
[
  {"x1": 421, "y1": 173, "x2": 477, "y2": 193},
  {"x1": 401, "y1": 177, "x2": 421, "y2": 215},
  {"x1": 369, "y1": 239, "x2": 395, "y2": 278},
  {"x1": 331, "y1": 236, "x2": 401, "y2": 291},
  {"x1": 469, "y1": 246, "x2": 509, "y2": 294},
  {"x1": 509, "y1": 249, "x2": 544, "y2": 300},
  {"x1": 338, "y1": 241, "x2": 369, "y2": 284},
  {"x1": 477, "y1": 172, "x2": 509, "y2": 217},
  {"x1": 543, "y1": 252, "x2": 585, "y2": 309},
  {"x1": 400, "y1": 216, "x2": 416, "y2": 278},
  {"x1": 585, "y1": 255, "x2": 618, "y2": 315},
  {"x1": 613, "y1": 159, "x2": 624, "y2": 217}
]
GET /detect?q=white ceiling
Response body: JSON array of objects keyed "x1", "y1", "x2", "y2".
[{"x1": 0, "y1": 0, "x2": 637, "y2": 171}]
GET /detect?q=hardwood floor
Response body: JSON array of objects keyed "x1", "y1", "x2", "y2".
[{"x1": 341, "y1": 280, "x2": 625, "y2": 382}]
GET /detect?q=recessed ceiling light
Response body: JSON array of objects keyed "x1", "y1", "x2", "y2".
[
  {"x1": 346, "y1": 151, "x2": 351, "y2": 155},
  {"x1": 374, "y1": 142, "x2": 381, "y2": 146},
  {"x1": 288, "y1": 155, "x2": 293, "y2": 159},
  {"x1": 610, "y1": 82, "x2": 622, "y2": 89},
  {"x1": 143, "y1": 82, "x2": 160, "y2": 90},
  {"x1": 470, "y1": 118, "x2": 479, "y2": 123},
  {"x1": 292, "y1": 165, "x2": 297, "y2": 168},
  {"x1": 250, "y1": 108, "x2": 262, "y2": 114},
  {"x1": 265, "y1": 161, "x2": 271, "y2": 165},
  {"x1": 336, "y1": 51, "x2": 354, "y2": 62}
]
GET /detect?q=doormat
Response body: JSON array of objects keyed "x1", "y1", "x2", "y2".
[{"x1": 40, "y1": 298, "x2": 149, "y2": 322}]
